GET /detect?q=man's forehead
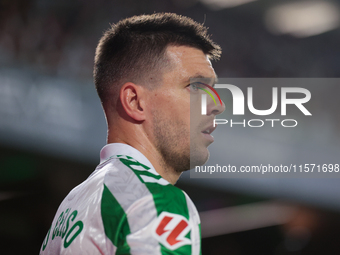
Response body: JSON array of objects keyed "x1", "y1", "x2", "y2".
[
  {"x1": 164, "y1": 46, "x2": 217, "y2": 83},
  {"x1": 165, "y1": 45, "x2": 211, "y2": 64}
]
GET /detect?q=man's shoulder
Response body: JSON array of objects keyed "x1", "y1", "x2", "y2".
[{"x1": 100, "y1": 154, "x2": 191, "y2": 212}]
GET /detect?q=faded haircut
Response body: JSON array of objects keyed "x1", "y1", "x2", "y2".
[{"x1": 94, "y1": 12, "x2": 221, "y2": 105}]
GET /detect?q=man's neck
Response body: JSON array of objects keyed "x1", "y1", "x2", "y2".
[{"x1": 107, "y1": 132, "x2": 180, "y2": 185}]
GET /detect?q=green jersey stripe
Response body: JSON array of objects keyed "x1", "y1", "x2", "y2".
[
  {"x1": 101, "y1": 184, "x2": 131, "y2": 254},
  {"x1": 199, "y1": 224, "x2": 202, "y2": 255}
]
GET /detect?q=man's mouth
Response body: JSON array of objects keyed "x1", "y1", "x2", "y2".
[{"x1": 201, "y1": 125, "x2": 217, "y2": 135}]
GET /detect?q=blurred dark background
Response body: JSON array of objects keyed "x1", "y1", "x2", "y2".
[{"x1": 1, "y1": 0, "x2": 340, "y2": 254}]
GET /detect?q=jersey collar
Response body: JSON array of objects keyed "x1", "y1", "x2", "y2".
[
  {"x1": 99, "y1": 143, "x2": 170, "y2": 185},
  {"x1": 100, "y1": 143, "x2": 154, "y2": 168}
]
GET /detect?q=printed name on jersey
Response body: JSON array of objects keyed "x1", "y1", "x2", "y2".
[
  {"x1": 42, "y1": 208, "x2": 84, "y2": 251},
  {"x1": 152, "y1": 212, "x2": 192, "y2": 250}
]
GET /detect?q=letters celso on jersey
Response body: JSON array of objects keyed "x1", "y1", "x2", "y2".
[{"x1": 42, "y1": 208, "x2": 84, "y2": 251}]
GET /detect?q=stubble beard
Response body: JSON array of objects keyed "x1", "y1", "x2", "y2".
[{"x1": 152, "y1": 110, "x2": 191, "y2": 174}]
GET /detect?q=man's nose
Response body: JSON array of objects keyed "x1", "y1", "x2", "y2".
[{"x1": 206, "y1": 94, "x2": 225, "y2": 116}]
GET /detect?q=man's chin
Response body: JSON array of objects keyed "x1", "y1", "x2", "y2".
[{"x1": 189, "y1": 148, "x2": 210, "y2": 169}]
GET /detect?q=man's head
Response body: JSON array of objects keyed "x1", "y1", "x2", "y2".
[
  {"x1": 94, "y1": 13, "x2": 224, "y2": 180},
  {"x1": 94, "y1": 13, "x2": 221, "y2": 107}
]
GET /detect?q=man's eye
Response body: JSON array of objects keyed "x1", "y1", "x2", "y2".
[{"x1": 189, "y1": 83, "x2": 199, "y2": 91}]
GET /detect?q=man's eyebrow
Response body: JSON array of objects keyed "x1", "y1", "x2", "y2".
[{"x1": 187, "y1": 74, "x2": 218, "y2": 85}]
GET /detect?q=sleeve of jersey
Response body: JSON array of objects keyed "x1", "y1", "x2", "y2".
[{"x1": 101, "y1": 181, "x2": 201, "y2": 255}]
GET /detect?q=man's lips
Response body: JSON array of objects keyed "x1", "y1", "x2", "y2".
[{"x1": 201, "y1": 124, "x2": 217, "y2": 135}]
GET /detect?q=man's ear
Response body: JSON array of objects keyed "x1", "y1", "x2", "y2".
[{"x1": 119, "y1": 82, "x2": 146, "y2": 122}]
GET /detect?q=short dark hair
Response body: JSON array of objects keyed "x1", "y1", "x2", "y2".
[{"x1": 94, "y1": 13, "x2": 221, "y2": 105}]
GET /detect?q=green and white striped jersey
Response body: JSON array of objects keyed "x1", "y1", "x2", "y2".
[{"x1": 40, "y1": 143, "x2": 201, "y2": 255}]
